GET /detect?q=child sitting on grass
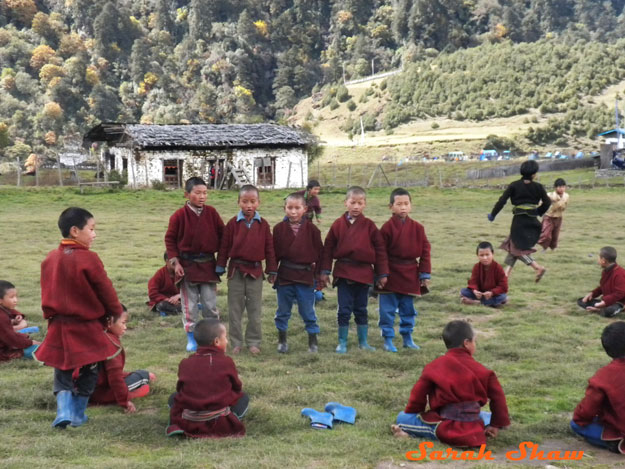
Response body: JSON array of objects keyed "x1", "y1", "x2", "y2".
[
  {"x1": 577, "y1": 246, "x2": 625, "y2": 318},
  {"x1": 147, "y1": 252, "x2": 182, "y2": 316},
  {"x1": 460, "y1": 242, "x2": 508, "y2": 308},
  {"x1": 167, "y1": 318, "x2": 248, "y2": 438},
  {"x1": 0, "y1": 280, "x2": 40, "y2": 362},
  {"x1": 90, "y1": 306, "x2": 155, "y2": 413},
  {"x1": 571, "y1": 321, "x2": 625, "y2": 454},
  {"x1": 392, "y1": 320, "x2": 510, "y2": 447}
]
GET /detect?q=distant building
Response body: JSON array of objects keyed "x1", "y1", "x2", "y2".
[{"x1": 83, "y1": 123, "x2": 311, "y2": 189}]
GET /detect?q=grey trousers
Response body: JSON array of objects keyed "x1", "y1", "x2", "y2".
[
  {"x1": 180, "y1": 280, "x2": 218, "y2": 332},
  {"x1": 227, "y1": 269, "x2": 264, "y2": 348}
]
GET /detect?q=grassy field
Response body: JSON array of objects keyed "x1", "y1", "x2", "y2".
[{"x1": 1, "y1": 183, "x2": 625, "y2": 469}]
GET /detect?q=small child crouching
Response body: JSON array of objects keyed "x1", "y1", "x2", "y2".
[
  {"x1": 167, "y1": 318, "x2": 248, "y2": 438},
  {"x1": 0, "y1": 280, "x2": 40, "y2": 362},
  {"x1": 392, "y1": 320, "x2": 510, "y2": 447},
  {"x1": 147, "y1": 252, "x2": 182, "y2": 316},
  {"x1": 571, "y1": 321, "x2": 625, "y2": 454},
  {"x1": 460, "y1": 242, "x2": 508, "y2": 308}
]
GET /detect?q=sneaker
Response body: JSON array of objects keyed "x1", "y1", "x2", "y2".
[{"x1": 601, "y1": 305, "x2": 623, "y2": 318}]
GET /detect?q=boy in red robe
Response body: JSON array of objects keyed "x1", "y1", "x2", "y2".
[
  {"x1": 460, "y1": 241, "x2": 508, "y2": 308},
  {"x1": 377, "y1": 188, "x2": 430, "y2": 352},
  {"x1": 578, "y1": 246, "x2": 625, "y2": 318},
  {"x1": 165, "y1": 177, "x2": 225, "y2": 352},
  {"x1": 90, "y1": 307, "x2": 155, "y2": 412},
  {"x1": 320, "y1": 186, "x2": 389, "y2": 353},
  {"x1": 167, "y1": 318, "x2": 248, "y2": 438},
  {"x1": 273, "y1": 193, "x2": 324, "y2": 353},
  {"x1": 392, "y1": 320, "x2": 510, "y2": 447},
  {"x1": 35, "y1": 207, "x2": 124, "y2": 428},
  {"x1": 295, "y1": 179, "x2": 322, "y2": 223},
  {"x1": 216, "y1": 185, "x2": 277, "y2": 355},
  {"x1": 147, "y1": 252, "x2": 181, "y2": 316},
  {"x1": 0, "y1": 280, "x2": 40, "y2": 362},
  {"x1": 571, "y1": 321, "x2": 625, "y2": 454}
]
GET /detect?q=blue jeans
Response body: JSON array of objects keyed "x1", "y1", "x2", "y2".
[
  {"x1": 570, "y1": 419, "x2": 611, "y2": 449},
  {"x1": 396, "y1": 411, "x2": 492, "y2": 439},
  {"x1": 274, "y1": 283, "x2": 320, "y2": 334},
  {"x1": 336, "y1": 279, "x2": 369, "y2": 327},
  {"x1": 379, "y1": 293, "x2": 416, "y2": 338},
  {"x1": 461, "y1": 288, "x2": 507, "y2": 307}
]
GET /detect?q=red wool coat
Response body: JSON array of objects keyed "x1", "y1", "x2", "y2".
[
  {"x1": 216, "y1": 216, "x2": 278, "y2": 279},
  {"x1": 0, "y1": 307, "x2": 33, "y2": 362},
  {"x1": 573, "y1": 357, "x2": 625, "y2": 453},
  {"x1": 591, "y1": 264, "x2": 625, "y2": 306},
  {"x1": 404, "y1": 347, "x2": 510, "y2": 447},
  {"x1": 467, "y1": 261, "x2": 508, "y2": 296},
  {"x1": 35, "y1": 240, "x2": 122, "y2": 370},
  {"x1": 147, "y1": 266, "x2": 180, "y2": 307},
  {"x1": 378, "y1": 215, "x2": 430, "y2": 296},
  {"x1": 321, "y1": 214, "x2": 389, "y2": 286},
  {"x1": 165, "y1": 204, "x2": 224, "y2": 283},
  {"x1": 168, "y1": 345, "x2": 245, "y2": 438},
  {"x1": 273, "y1": 218, "x2": 323, "y2": 286},
  {"x1": 90, "y1": 332, "x2": 129, "y2": 407}
]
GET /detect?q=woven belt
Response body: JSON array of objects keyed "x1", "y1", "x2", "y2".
[
  {"x1": 232, "y1": 259, "x2": 261, "y2": 268},
  {"x1": 180, "y1": 252, "x2": 216, "y2": 263},
  {"x1": 182, "y1": 406, "x2": 231, "y2": 422},
  {"x1": 280, "y1": 260, "x2": 312, "y2": 271}
]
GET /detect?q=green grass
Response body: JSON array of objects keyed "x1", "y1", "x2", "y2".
[{"x1": 0, "y1": 185, "x2": 624, "y2": 468}]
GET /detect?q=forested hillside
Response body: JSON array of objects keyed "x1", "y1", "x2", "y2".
[{"x1": 1, "y1": 0, "x2": 625, "y2": 161}]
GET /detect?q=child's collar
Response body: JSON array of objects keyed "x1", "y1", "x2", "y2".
[{"x1": 61, "y1": 238, "x2": 89, "y2": 249}]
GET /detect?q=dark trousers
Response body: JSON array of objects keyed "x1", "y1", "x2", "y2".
[
  {"x1": 154, "y1": 301, "x2": 182, "y2": 316},
  {"x1": 125, "y1": 370, "x2": 150, "y2": 391},
  {"x1": 577, "y1": 298, "x2": 624, "y2": 317},
  {"x1": 168, "y1": 392, "x2": 249, "y2": 420},
  {"x1": 53, "y1": 364, "x2": 99, "y2": 397},
  {"x1": 336, "y1": 279, "x2": 369, "y2": 327}
]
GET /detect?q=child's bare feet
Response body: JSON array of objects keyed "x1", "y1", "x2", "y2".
[
  {"x1": 232, "y1": 346, "x2": 242, "y2": 355},
  {"x1": 461, "y1": 297, "x2": 480, "y2": 305},
  {"x1": 149, "y1": 372, "x2": 157, "y2": 382},
  {"x1": 535, "y1": 267, "x2": 546, "y2": 283},
  {"x1": 391, "y1": 424, "x2": 410, "y2": 439},
  {"x1": 248, "y1": 346, "x2": 261, "y2": 355}
]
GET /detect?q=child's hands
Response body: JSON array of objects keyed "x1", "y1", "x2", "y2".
[
  {"x1": 376, "y1": 277, "x2": 388, "y2": 289},
  {"x1": 473, "y1": 290, "x2": 483, "y2": 299},
  {"x1": 485, "y1": 425, "x2": 499, "y2": 438},
  {"x1": 125, "y1": 402, "x2": 137, "y2": 414},
  {"x1": 12, "y1": 314, "x2": 23, "y2": 324},
  {"x1": 420, "y1": 279, "x2": 430, "y2": 289},
  {"x1": 167, "y1": 294, "x2": 181, "y2": 304},
  {"x1": 582, "y1": 292, "x2": 593, "y2": 303},
  {"x1": 483, "y1": 291, "x2": 493, "y2": 300},
  {"x1": 267, "y1": 274, "x2": 276, "y2": 284},
  {"x1": 587, "y1": 301, "x2": 605, "y2": 312},
  {"x1": 32, "y1": 340, "x2": 42, "y2": 345}
]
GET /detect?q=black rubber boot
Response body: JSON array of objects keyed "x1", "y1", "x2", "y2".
[
  {"x1": 277, "y1": 330, "x2": 288, "y2": 353},
  {"x1": 308, "y1": 333, "x2": 318, "y2": 353}
]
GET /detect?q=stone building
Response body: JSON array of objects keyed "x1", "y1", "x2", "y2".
[{"x1": 83, "y1": 123, "x2": 311, "y2": 189}]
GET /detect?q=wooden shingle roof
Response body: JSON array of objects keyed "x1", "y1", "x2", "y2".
[{"x1": 84, "y1": 123, "x2": 310, "y2": 150}]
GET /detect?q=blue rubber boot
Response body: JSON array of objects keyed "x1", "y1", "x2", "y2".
[
  {"x1": 52, "y1": 390, "x2": 72, "y2": 428},
  {"x1": 402, "y1": 333, "x2": 420, "y2": 350},
  {"x1": 357, "y1": 325, "x2": 375, "y2": 351},
  {"x1": 186, "y1": 331, "x2": 197, "y2": 352},
  {"x1": 70, "y1": 394, "x2": 90, "y2": 427},
  {"x1": 335, "y1": 326, "x2": 348, "y2": 354},
  {"x1": 383, "y1": 336, "x2": 398, "y2": 352}
]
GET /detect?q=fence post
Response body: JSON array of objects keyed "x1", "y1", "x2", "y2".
[
  {"x1": 16, "y1": 157, "x2": 21, "y2": 187},
  {"x1": 395, "y1": 163, "x2": 398, "y2": 186},
  {"x1": 56, "y1": 153, "x2": 63, "y2": 186},
  {"x1": 347, "y1": 165, "x2": 352, "y2": 187},
  {"x1": 286, "y1": 161, "x2": 292, "y2": 188},
  {"x1": 35, "y1": 161, "x2": 39, "y2": 187}
]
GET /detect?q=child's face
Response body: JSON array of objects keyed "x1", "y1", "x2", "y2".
[
  {"x1": 308, "y1": 186, "x2": 320, "y2": 197},
  {"x1": 285, "y1": 198, "x2": 306, "y2": 223},
  {"x1": 598, "y1": 256, "x2": 610, "y2": 268},
  {"x1": 464, "y1": 337, "x2": 477, "y2": 355},
  {"x1": 390, "y1": 195, "x2": 411, "y2": 219},
  {"x1": 71, "y1": 217, "x2": 97, "y2": 249},
  {"x1": 555, "y1": 185, "x2": 566, "y2": 196},
  {"x1": 109, "y1": 311, "x2": 128, "y2": 337},
  {"x1": 186, "y1": 184, "x2": 208, "y2": 208},
  {"x1": 0, "y1": 288, "x2": 18, "y2": 309},
  {"x1": 477, "y1": 248, "x2": 494, "y2": 266},
  {"x1": 214, "y1": 325, "x2": 228, "y2": 351},
  {"x1": 345, "y1": 194, "x2": 366, "y2": 218},
  {"x1": 238, "y1": 191, "x2": 260, "y2": 218}
]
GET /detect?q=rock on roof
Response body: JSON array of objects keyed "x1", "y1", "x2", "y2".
[{"x1": 84, "y1": 123, "x2": 310, "y2": 149}]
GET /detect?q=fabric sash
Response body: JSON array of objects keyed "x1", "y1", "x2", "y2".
[
  {"x1": 180, "y1": 252, "x2": 216, "y2": 263},
  {"x1": 438, "y1": 401, "x2": 481, "y2": 422},
  {"x1": 182, "y1": 406, "x2": 231, "y2": 422},
  {"x1": 280, "y1": 260, "x2": 313, "y2": 271}
]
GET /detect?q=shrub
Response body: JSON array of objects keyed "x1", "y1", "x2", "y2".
[
  {"x1": 346, "y1": 100, "x2": 356, "y2": 111},
  {"x1": 336, "y1": 85, "x2": 350, "y2": 102},
  {"x1": 431, "y1": 122, "x2": 439, "y2": 129}
]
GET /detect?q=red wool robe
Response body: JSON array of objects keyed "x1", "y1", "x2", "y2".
[
  {"x1": 90, "y1": 331, "x2": 130, "y2": 408},
  {"x1": 404, "y1": 347, "x2": 510, "y2": 447},
  {"x1": 165, "y1": 204, "x2": 224, "y2": 283},
  {"x1": 0, "y1": 307, "x2": 33, "y2": 362},
  {"x1": 168, "y1": 345, "x2": 245, "y2": 438},
  {"x1": 590, "y1": 264, "x2": 625, "y2": 306},
  {"x1": 273, "y1": 218, "x2": 323, "y2": 286},
  {"x1": 216, "y1": 216, "x2": 278, "y2": 279},
  {"x1": 147, "y1": 266, "x2": 180, "y2": 308},
  {"x1": 35, "y1": 240, "x2": 122, "y2": 370},
  {"x1": 378, "y1": 215, "x2": 430, "y2": 296},
  {"x1": 467, "y1": 261, "x2": 508, "y2": 295},
  {"x1": 320, "y1": 214, "x2": 389, "y2": 285},
  {"x1": 573, "y1": 357, "x2": 625, "y2": 453}
]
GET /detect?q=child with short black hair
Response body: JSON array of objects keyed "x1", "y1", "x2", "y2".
[
  {"x1": 167, "y1": 318, "x2": 248, "y2": 438},
  {"x1": 320, "y1": 186, "x2": 389, "y2": 353},
  {"x1": 273, "y1": 192, "x2": 324, "y2": 353},
  {"x1": 392, "y1": 320, "x2": 510, "y2": 447},
  {"x1": 578, "y1": 246, "x2": 625, "y2": 318},
  {"x1": 165, "y1": 176, "x2": 225, "y2": 352},
  {"x1": 90, "y1": 306, "x2": 155, "y2": 413},
  {"x1": 0, "y1": 280, "x2": 40, "y2": 362},
  {"x1": 460, "y1": 242, "x2": 508, "y2": 308},
  {"x1": 296, "y1": 180, "x2": 322, "y2": 223},
  {"x1": 216, "y1": 185, "x2": 277, "y2": 355},
  {"x1": 377, "y1": 188, "x2": 430, "y2": 352},
  {"x1": 35, "y1": 207, "x2": 124, "y2": 428},
  {"x1": 571, "y1": 321, "x2": 625, "y2": 454},
  {"x1": 147, "y1": 252, "x2": 182, "y2": 316},
  {"x1": 538, "y1": 178, "x2": 569, "y2": 251}
]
